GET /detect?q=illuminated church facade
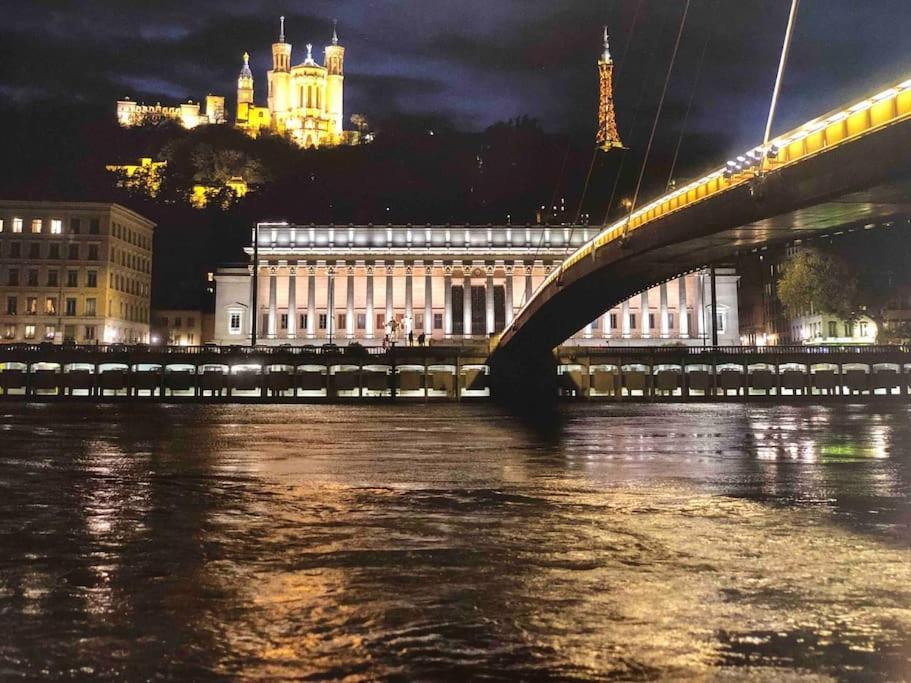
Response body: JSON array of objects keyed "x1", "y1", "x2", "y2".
[{"x1": 116, "y1": 17, "x2": 355, "y2": 148}]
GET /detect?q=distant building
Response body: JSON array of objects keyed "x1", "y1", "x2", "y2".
[
  {"x1": 106, "y1": 157, "x2": 167, "y2": 197},
  {"x1": 213, "y1": 223, "x2": 740, "y2": 347},
  {"x1": 151, "y1": 309, "x2": 204, "y2": 346},
  {"x1": 115, "y1": 17, "x2": 357, "y2": 149},
  {"x1": 0, "y1": 201, "x2": 155, "y2": 344}
]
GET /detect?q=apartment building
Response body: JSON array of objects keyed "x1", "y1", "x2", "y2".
[{"x1": 0, "y1": 201, "x2": 155, "y2": 344}]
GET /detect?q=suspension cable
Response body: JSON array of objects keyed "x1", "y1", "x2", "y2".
[
  {"x1": 666, "y1": 0, "x2": 718, "y2": 192},
  {"x1": 761, "y1": 0, "x2": 800, "y2": 173},
  {"x1": 621, "y1": 0, "x2": 691, "y2": 241}
]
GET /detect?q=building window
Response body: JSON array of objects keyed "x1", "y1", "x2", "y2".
[
  {"x1": 8, "y1": 268, "x2": 19, "y2": 286},
  {"x1": 434, "y1": 313, "x2": 443, "y2": 330},
  {"x1": 24, "y1": 324, "x2": 36, "y2": 340},
  {"x1": 828, "y1": 321, "x2": 837, "y2": 337},
  {"x1": 629, "y1": 313, "x2": 637, "y2": 331},
  {"x1": 187, "y1": 316, "x2": 195, "y2": 328},
  {"x1": 44, "y1": 297, "x2": 57, "y2": 315},
  {"x1": 376, "y1": 313, "x2": 385, "y2": 330},
  {"x1": 29, "y1": 242, "x2": 40, "y2": 258},
  {"x1": 299, "y1": 313, "x2": 308, "y2": 330},
  {"x1": 357, "y1": 313, "x2": 366, "y2": 330},
  {"x1": 174, "y1": 316, "x2": 182, "y2": 329},
  {"x1": 70, "y1": 218, "x2": 81, "y2": 234},
  {"x1": 47, "y1": 270, "x2": 58, "y2": 287},
  {"x1": 85, "y1": 298, "x2": 96, "y2": 317},
  {"x1": 48, "y1": 244, "x2": 60, "y2": 259},
  {"x1": 68, "y1": 244, "x2": 79, "y2": 259},
  {"x1": 44, "y1": 325, "x2": 56, "y2": 340},
  {"x1": 844, "y1": 322, "x2": 851, "y2": 337},
  {"x1": 280, "y1": 313, "x2": 289, "y2": 330},
  {"x1": 84, "y1": 325, "x2": 96, "y2": 341},
  {"x1": 318, "y1": 313, "x2": 327, "y2": 330},
  {"x1": 50, "y1": 219, "x2": 63, "y2": 235},
  {"x1": 27, "y1": 269, "x2": 38, "y2": 286},
  {"x1": 716, "y1": 311, "x2": 727, "y2": 334},
  {"x1": 86, "y1": 270, "x2": 97, "y2": 288},
  {"x1": 87, "y1": 244, "x2": 99, "y2": 261},
  {"x1": 64, "y1": 325, "x2": 76, "y2": 341},
  {"x1": 337, "y1": 313, "x2": 346, "y2": 331},
  {"x1": 3, "y1": 324, "x2": 15, "y2": 339},
  {"x1": 0, "y1": 218, "x2": 3, "y2": 233},
  {"x1": 26, "y1": 297, "x2": 37, "y2": 315},
  {"x1": 860, "y1": 321, "x2": 869, "y2": 337},
  {"x1": 12, "y1": 218, "x2": 22, "y2": 233},
  {"x1": 65, "y1": 298, "x2": 77, "y2": 316},
  {"x1": 610, "y1": 313, "x2": 618, "y2": 329},
  {"x1": 30, "y1": 219, "x2": 42, "y2": 234},
  {"x1": 89, "y1": 218, "x2": 100, "y2": 235},
  {"x1": 228, "y1": 310, "x2": 242, "y2": 335},
  {"x1": 66, "y1": 270, "x2": 78, "y2": 287},
  {"x1": 668, "y1": 313, "x2": 675, "y2": 329},
  {"x1": 6, "y1": 297, "x2": 17, "y2": 315},
  {"x1": 649, "y1": 313, "x2": 656, "y2": 329},
  {"x1": 10, "y1": 242, "x2": 20, "y2": 258}
]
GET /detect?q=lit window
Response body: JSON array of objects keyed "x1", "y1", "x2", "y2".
[
  {"x1": 24, "y1": 324, "x2": 36, "y2": 340},
  {"x1": 12, "y1": 217, "x2": 22, "y2": 233},
  {"x1": 228, "y1": 310, "x2": 242, "y2": 334},
  {"x1": 84, "y1": 325, "x2": 96, "y2": 341},
  {"x1": 44, "y1": 297, "x2": 57, "y2": 315},
  {"x1": 85, "y1": 298, "x2": 96, "y2": 317},
  {"x1": 31, "y1": 219, "x2": 42, "y2": 234},
  {"x1": 26, "y1": 297, "x2": 37, "y2": 314},
  {"x1": 44, "y1": 325, "x2": 56, "y2": 340},
  {"x1": 0, "y1": 219, "x2": 4, "y2": 233},
  {"x1": 3, "y1": 324, "x2": 15, "y2": 339},
  {"x1": 50, "y1": 219, "x2": 63, "y2": 235}
]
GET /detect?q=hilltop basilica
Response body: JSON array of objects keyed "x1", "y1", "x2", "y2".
[{"x1": 116, "y1": 18, "x2": 357, "y2": 148}]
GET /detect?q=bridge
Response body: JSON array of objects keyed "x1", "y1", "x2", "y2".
[{"x1": 492, "y1": 75, "x2": 911, "y2": 404}]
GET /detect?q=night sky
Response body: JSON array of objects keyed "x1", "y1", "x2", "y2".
[{"x1": 3, "y1": 1, "x2": 911, "y2": 167}]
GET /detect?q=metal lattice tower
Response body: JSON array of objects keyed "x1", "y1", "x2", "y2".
[{"x1": 597, "y1": 27, "x2": 623, "y2": 151}]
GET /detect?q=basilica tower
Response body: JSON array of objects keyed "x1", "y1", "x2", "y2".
[
  {"x1": 268, "y1": 16, "x2": 292, "y2": 120},
  {"x1": 324, "y1": 21, "x2": 345, "y2": 138},
  {"x1": 236, "y1": 52, "x2": 254, "y2": 123},
  {"x1": 596, "y1": 27, "x2": 623, "y2": 151}
]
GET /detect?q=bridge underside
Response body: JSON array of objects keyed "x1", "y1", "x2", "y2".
[{"x1": 492, "y1": 116, "x2": 911, "y2": 405}]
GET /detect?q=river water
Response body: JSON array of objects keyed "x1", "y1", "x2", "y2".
[{"x1": 1, "y1": 403, "x2": 910, "y2": 680}]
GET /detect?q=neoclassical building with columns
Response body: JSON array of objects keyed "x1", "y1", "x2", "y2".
[{"x1": 213, "y1": 223, "x2": 739, "y2": 347}]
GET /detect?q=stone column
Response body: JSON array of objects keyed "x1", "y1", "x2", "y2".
[
  {"x1": 485, "y1": 267, "x2": 494, "y2": 335},
  {"x1": 346, "y1": 265, "x2": 355, "y2": 339},
  {"x1": 424, "y1": 265, "x2": 433, "y2": 335},
  {"x1": 505, "y1": 265, "x2": 514, "y2": 324},
  {"x1": 694, "y1": 272, "x2": 705, "y2": 342},
  {"x1": 307, "y1": 266, "x2": 316, "y2": 338},
  {"x1": 640, "y1": 291, "x2": 650, "y2": 338},
  {"x1": 621, "y1": 299, "x2": 631, "y2": 338},
  {"x1": 326, "y1": 266, "x2": 335, "y2": 342},
  {"x1": 463, "y1": 269, "x2": 473, "y2": 338},
  {"x1": 602, "y1": 311, "x2": 611, "y2": 338},
  {"x1": 584, "y1": 320, "x2": 594, "y2": 339},
  {"x1": 365, "y1": 265, "x2": 375, "y2": 339},
  {"x1": 444, "y1": 267, "x2": 453, "y2": 338},
  {"x1": 405, "y1": 265, "x2": 414, "y2": 335},
  {"x1": 268, "y1": 266, "x2": 278, "y2": 339},
  {"x1": 385, "y1": 265, "x2": 394, "y2": 338},
  {"x1": 659, "y1": 282, "x2": 669, "y2": 338},
  {"x1": 678, "y1": 275, "x2": 689, "y2": 338},
  {"x1": 287, "y1": 264, "x2": 297, "y2": 339}
]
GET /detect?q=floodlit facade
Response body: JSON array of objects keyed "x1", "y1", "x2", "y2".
[
  {"x1": 0, "y1": 202, "x2": 155, "y2": 344},
  {"x1": 213, "y1": 224, "x2": 739, "y2": 347},
  {"x1": 151, "y1": 309, "x2": 204, "y2": 346}
]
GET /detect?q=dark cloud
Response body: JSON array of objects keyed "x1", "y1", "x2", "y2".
[{"x1": 1, "y1": 0, "x2": 910, "y2": 170}]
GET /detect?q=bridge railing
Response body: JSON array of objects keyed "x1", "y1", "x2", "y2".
[{"x1": 508, "y1": 73, "x2": 911, "y2": 332}]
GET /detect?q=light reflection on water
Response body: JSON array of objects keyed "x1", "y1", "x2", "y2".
[{"x1": 0, "y1": 403, "x2": 910, "y2": 680}]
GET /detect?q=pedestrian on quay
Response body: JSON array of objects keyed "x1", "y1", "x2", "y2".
[
  {"x1": 418, "y1": 332, "x2": 426, "y2": 347},
  {"x1": 408, "y1": 330, "x2": 414, "y2": 347}
]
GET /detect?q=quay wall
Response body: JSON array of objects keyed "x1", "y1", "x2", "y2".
[{"x1": 0, "y1": 343, "x2": 909, "y2": 403}]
